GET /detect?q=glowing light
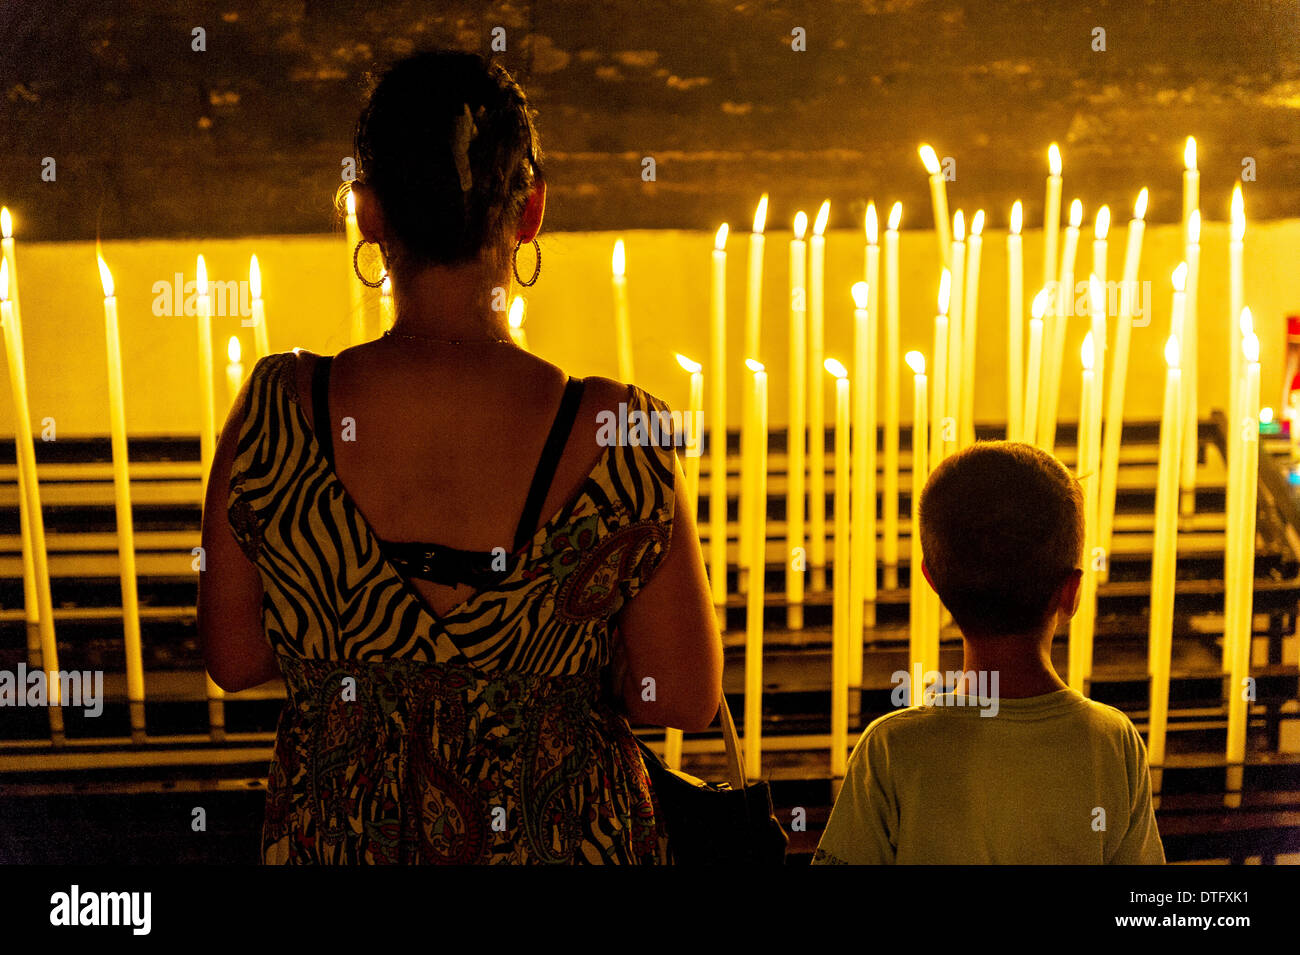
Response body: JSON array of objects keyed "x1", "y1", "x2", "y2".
[
  {"x1": 1240, "y1": 306, "x2": 1253, "y2": 337},
  {"x1": 1165, "y1": 335, "x2": 1180, "y2": 368},
  {"x1": 1244, "y1": 332, "x2": 1260, "y2": 364},
  {"x1": 937, "y1": 269, "x2": 951, "y2": 315},
  {"x1": 971, "y1": 210, "x2": 984, "y2": 236},
  {"x1": 1231, "y1": 184, "x2": 1245, "y2": 242},
  {"x1": 1260, "y1": 406, "x2": 1274, "y2": 424},
  {"x1": 249, "y1": 254, "x2": 262, "y2": 300},
  {"x1": 1184, "y1": 136, "x2": 1197, "y2": 171},
  {"x1": 1048, "y1": 143, "x2": 1062, "y2": 177},
  {"x1": 753, "y1": 194, "x2": 768, "y2": 234},
  {"x1": 1095, "y1": 205, "x2": 1110, "y2": 240},
  {"x1": 1010, "y1": 201, "x2": 1023, "y2": 235},
  {"x1": 1068, "y1": 199, "x2": 1083, "y2": 228},
  {"x1": 228, "y1": 336, "x2": 242, "y2": 364},
  {"x1": 97, "y1": 256, "x2": 114, "y2": 298},
  {"x1": 1088, "y1": 273, "x2": 1104, "y2": 318},
  {"x1": 1172, "y1": 262, "x2": 1187, "y2": 293},
  {"x1": 196, "y1": 255, "x2": 208, "y2": 297},
  {"x1": 715, "y1": 223, "x2": 729, "y2": 250},
  {"x1": 953, "y1": 209, "x2": 965, "y2": 242},
  {"x1": 612, "y1": 239, "x2": 625, "y2": 278},
  {"x1": 381, "y1": 275, "x2": 392, "y2": 297},
  {"x1": 905, "y1": 351, "x2": 926, "y2": 375},
  {"x1": 1188, "y1": 209, "x2": 1201, "y2": 244},
  {"x1": 814, "y1": 200, "x2": 831, "y2": 237},
  {"x1": 509, "y1": 295, "x2": 525, "y2": 329},
  {"x1": 851, "y1": 281, "x2": 870, "y2": 310},
  {"x1": 676, "y1": 352, "x2": 702, "y2": 374},
  {"x1": 745, "y1": 358, "x2": 765, "y2": 373},
  {"x1": 1031, "y1": 288, "x2": 1049, "y2": 320},
  {"x1": 919, "y1": 144, "x2": 941, "y2": 175},
  {"x1": 888, "y1": 202, "x2": 902, "y2": 232},
  {"x1": 1135, "y1": 188, "x2": 1149, "y2": 220},
  {"x1": 0, "y1": 259, "x2": 8, "y2": 302},
  {"x1": 793, "y1": 211, "x2": 808, "y2": 240},
  {"x1": 0, "y1": 207, "x2": 11, "y2": 239},
  {"x1": 345, "y1": 188, "x2": 356, "y2": 217},
  {"x1": 824, "y1": 357, "x2": 848, "y2": 379},
  {"x1": 1082, "y1": 331, "x2": 1095, "y2": 371},
  {"x1": 864, "y1": 202, "x2": 877, "y2": 244}
]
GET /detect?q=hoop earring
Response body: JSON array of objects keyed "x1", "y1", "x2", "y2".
[
  {"x1": 513, "y1": 238, "x2": 541, "y2": 287},
  {"x1": 353, "y1": 239, "x2": 388, "y2": 288}
]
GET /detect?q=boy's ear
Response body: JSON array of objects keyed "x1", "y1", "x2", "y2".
[{"x1": 1059, "y1": 569, "x2": 1084, "y2": 619}]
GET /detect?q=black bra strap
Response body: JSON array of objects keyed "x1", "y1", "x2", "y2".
[
  {"x1": 311, "y1": 354, "x2": 335, "y2": 465},
  {"x1": 513, "y1": 377, "x2": 586, "y2": 551}
]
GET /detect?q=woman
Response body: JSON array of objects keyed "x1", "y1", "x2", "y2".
[{"x1": 197, "y1": 50, "x2": 722, "y2": 864}]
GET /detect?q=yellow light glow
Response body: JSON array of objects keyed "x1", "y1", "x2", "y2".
[
  {"x1": 1240, "y1": 306, "x2": 1253, "y2": 337},
  {"x1": 715, "y1": 223, "x2": 729, "y2": 251},
  {"x1": 905, "y1": 350, "x2": 926, "y2": 375},
  {"x1": 888, "y1": 202, "x2": 902, "y2": 232},
  {"x1": 1082, "y1": 331, "x2": 1095, "y2": 371},
  {"x1": 1244, "y1": 332, "x2": 1260, "y2": 365},
  {"x1": 228, "y1": 336, "x2": 242, "y2": 364},
  {"x1": 196, "y1": 255, "x2": 208, "y2": 297},
  {"x1": 793, "y1": 211, "x2": 808, "y2": 240},
  {"x1": 1135, "y1": 188, "x2": 1149, "y2": 220},
  {"x1": 1068, "y1": 199, "x2": 1082, "y2": 228},
  {"x1": 1172, "y1": 262, "x2": 1187, "y2": 293},
  {"x1": 1048, "y1": 143, "x2": 1062, "y2": 177},
  {"x1": 0, "y1": 207, "x2": 11, "y2": 240},
  {"x1": 1089, "y1": 273, "x2": 1104, "y2": 319},
  {"x1": 1184, "y1": 136, "x2": 1197, "y2": 171},
  {"x1": 1010, "y1": 201, "x2": 1023, "y2": 235},
  {"x1": 612, "y1": 238, "x2": 625, "y2": 277},
  {"x1": 97, "y1": 256, "x2": 114, "y2": 299},
  {"x1": 864, "y1": 202, "x2": 877, "y2": 244},
  {"x1": 1260, "y1": 406, "x2": 1274, "y2": 424},
  {"x1": 676, "y1": 352, "x2": 702, "y2": 374},
  {"x1": 0, "y1": 259, "x2": 8, "y2": 302},
  {"x1": 1031, "y1": 288, "x2": 1049, "y2": 321},
  {"x1": 753, "y1": 194, "x2": 768, "y2": 234},
  {"x1": 937, "y1": 269, "x2": 951, "y2": 315},
  {"x1": 509, "y1": 295, "x2": 525, "y2": 329},
  {"x1": 971, "y1": 210, "x2": 985, "y2": 236},
  {"x1": 346, "y1": 188, "x2": 356, "y2": 217},
  {"x1": 919, "y1": 144, "x2": 940, "y2": 175},
  {"x1": 1188, "y1": 209, "x2": 1201, "y2": 245},
  {"x1": 814, "y1": 200, "x2": 831, "y2": 237},
  {"x1": 249, "y1": 254, "x2": 262, "y2": 300},
  {"x1": 824, "y1": 357, "x2": 848, "y2": 379},
  {"x1": 953, "y1": 209, "x2": 965, "y2": 242},
  {"x1": 1165, "y1": 335, "x2": 1180, "y2": 368},
  {"x1": 851, "y1": 281, "x2": 870, "y2": 310},
  {"x1": 1095, "y1": 205, "x2": 1110, "y2": 240},
  {"x1": 1231, "y1": 184, "x2": 1245, "y2": 242},
  {"x1": 746, "y1": 358, "x2": 765, "y2": 373},
  {"x1": 381, "y1": 275, "x2": 392, "y2": 297}
]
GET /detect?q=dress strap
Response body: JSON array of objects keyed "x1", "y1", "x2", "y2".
[
  {"x1": 513, "y1": 376, "x2": 586, "y2": 551},
  {"x1": 311, "y1": 354, "x2": 335, "y2": 465}
]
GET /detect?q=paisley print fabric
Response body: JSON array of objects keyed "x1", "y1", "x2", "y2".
[{"x1": 228, "y1": 352, "x2": 677, "y2": 864}]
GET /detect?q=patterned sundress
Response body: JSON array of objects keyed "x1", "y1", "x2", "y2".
[{"x1": 225, "y1": 351, "x2": 677, "y2": 864}]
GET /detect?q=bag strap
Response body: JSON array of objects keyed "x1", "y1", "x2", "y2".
[{"x1": 718, "y1": 696, "x2": 748, "y2": 792}]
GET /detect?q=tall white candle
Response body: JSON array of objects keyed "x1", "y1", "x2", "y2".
[
  {"x1": 740, "y1": 196, "x2": 768, "y2": 587},
  {"x1": 1043, "y1": 143, "x2": 1063, "y2": 296},
  {"x1": 246, "y1": 254, "x2": 271, "y2": 360},
  {"x1": 1183, "y1": 137, "x2": 1200, "y2": 246},
  {"x1": 1092, "y1": 207, "x2": 1110, "y2": 407},
  {"x1": 709, "y1": 224, "x2": 729, "y2": 616},
  {"x1": 786, "y1": 212, "x2": 808, "y2": 630},
  {"x1": 960, "y1": 210, "x2": 984, "y2": 449},
  {"x1": 1040, "y1": 198, "x2": 1083, "y2": 455},
  {"x1": 1007, "y1": 201, "x2": 1024, "y2": 442},
  {"x1": 826, "y1": 357, "x2": 851, "y2": 776},
  {"x1": 1099, "y1": 189, "x2": 1149, "y2": 576},
  {"x1": 1023, "y1": 290, "x2": 1048, "y2": 448},
  {"x1": 906, "y1": 350, "x2": 929, "y2": 706},
  {"x1": 345, "y1": 189, "x2": 366, "y2": 345},
  {"x1": 808, "y1": 202, "x2": 830, "y2": 592},
  {"x1": 861, "y1": 203, "x2": 880, "y2": 626},
  {"x1": 611, "y1": 238, "x2": 633, "y2": 381},
  {"x1": 918, "y1": 145, "x2": 952, "y2": 267},
  {"x1": 882, "y1": 203, "x2": 903, "y2": 589},
  {"x1": 226, "y1": 336, "x2": 245, "y2": 408},
  {"x1": 1069, "y1": 330, "x2": 1098, "y2": 692},
  {"x1": 744, "y1": 358, "x2": 768, "y2": 777},
  {"x1": 1223, "y1": 308, "x2": 1254, "y2": 677},
  {"x1": 1180, "y1": 210, "x2": 1201, "y2": 516},
  {"x1": 850, "y1": 280, "x2": 877, "y2": 685},
  {"x1": 945, "y1": 211, "x2": 966, "y2": 461},
  {"x1": 507, "y1": 294, "x2": 527, "y2": 350},
  {"x1": 1229, "y1": 185, "x2": 1245, "y2": 452},
  {"x1": 931, "y1": 270, "x2": 952, "y2": 467}
]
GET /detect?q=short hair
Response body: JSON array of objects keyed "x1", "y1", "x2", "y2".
[
  {"x1": 352, "y1": 51, "x2": 543, "y2": 272},
  {"x1": 918, "y1": 441, "x2": 1084, "y2": 636}
]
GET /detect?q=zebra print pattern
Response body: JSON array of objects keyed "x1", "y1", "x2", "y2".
[{"x1": 226, "y1": 351, "x2": 679, "y2": 863}]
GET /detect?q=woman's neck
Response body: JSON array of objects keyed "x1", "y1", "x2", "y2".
[{"x1": 389, "y1": 257, "x2": 514, "y2": 341}]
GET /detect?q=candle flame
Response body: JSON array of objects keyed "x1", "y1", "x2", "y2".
[
  {"x1": 824, "y1": 357, "x2": 848, "y2": 379},
  {"x1": 864, "y1": 202, "x2": 877, "y2": 244},
  {"x1": 851, "y1": 281, "x2": 870, "y2": 310},
  {"x1": 346, "y1": 187, "x2": 356, "y2": 217},
  {"x1": 97, "y1": 256, "x2": 114, "y2": 298},
  {"x1": 745, "y1": 358, "x2": 765, "y2": 373},
  {"x1": 0, "y1": 259, "x2": 8, "y2": 302},
  {"x1": 1188, "y1": 208, "x2": 1201, "y2": 244},
  {"x1": 1135, "y1": 188, "x2": 1149, "y2": 220},
  {"x1": 1094, "y1": 205, "x2": 1110, "y2": 240},
  {"x1": 888, "y1": 202, "x2": 902, "y2": 231},
  {"x1": 905, "y1": 350, "x2": 926, "y2": 375},
  {"x1": 676, "y1": 352, "x2": 702, "y2": 374},
  {"x1": 715, "y1": 222, "x2": 729, "y2": 250},
  {"x1": 1172, "y1": 262, "x2": 1187, "y2": 293},
  {"x1": 1243, "y1": 332, "x2": 1259, "y2": 365},
  {"x1": 509, "y1": 295, "x2": 525, "y2": 329},
  {"x1": 1031, "y1": 288, "x2": 1049, "y2": 321},
  {"x1": 0, "y1": 207, "x2": 11, "y2": 240},
  {"x1": 753, "y1": 194, "x2": 768, "y2": 234},
  {"x1": 1165, "y1": 335, "x2": 1180, "y2": 368},
  {"x1": 1081, "y1": 331, "x2": 1095, "y2": 371},
  {"x1": 612, "y1": 238, "x2": 626, "y2": 277},
  {"x1": 1088, "y1": 273, "x2": 1104, "y2": 319},
  {"x1": 1048, "y1": 143, "x2": 1062, "y2": 177},
  {"x1": 937, "y1": 269, "x2": 952, "y2": 315},
  {"x1": 228, "y1": 336, "x2": 242, "y2": 364},
  {"x1": 249, "y1": 254, "x2": 262, "y2": 300},
  {"x1": 196, "y1": 254, "x2": 208, "y2": 296},
  {"x1": 1231, "y1": 184, "x2": 1245, "y2": 241},
  {"x1": 1010, "y1": 200, "x2": 1023, "y2": 235},
  {"x1": 814, "y1": 199, "x2": 831, "y2": 237},
  {"x1": 1240, "y1": 306, "x2": 1253, "y2": 337},
  {"x1": 381, "y1": 274, "x2": 392, "y2": 297},
  {"x1": 1068, "y1": 199, "x2": 1082, "y2": 228},
  {"x1": 971, "y1": 210, "x2": 984, "y2": 236},
  {"x1": 1184, "y1": 136, "x2": 1197, "y2": 171},
  {"x1": 793, "y1": 211, "x2": 808, "y2": 240},
  {"x1": 952, "y1": 209, "x2": 965, "y2": 242},
  {"x1": 1260, "y1": 406, "x2": 1274, "y2": 424},
  {"x1": 918, "y1": 144, "x2": 940, "y2": 175}
]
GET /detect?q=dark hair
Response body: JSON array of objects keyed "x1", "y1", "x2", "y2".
[
  {"x1": 352, "y1": 50, "x2": 542, "y2": 272},
  {"x1": 918, "y1": 441, "x2": 1084, "y2": 637}
]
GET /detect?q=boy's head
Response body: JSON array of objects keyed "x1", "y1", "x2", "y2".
[{"x1": 919, "y1": 441, "x2": 1084, "y2": 638}]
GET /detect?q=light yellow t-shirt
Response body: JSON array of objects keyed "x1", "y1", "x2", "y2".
[{"x1": 812, "y1": 687, "x2": 1165, "y2": 864}]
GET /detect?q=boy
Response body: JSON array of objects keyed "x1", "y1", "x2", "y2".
[{"x1": 813, "y1": 442, "x2": 1164, "y2": 864}]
